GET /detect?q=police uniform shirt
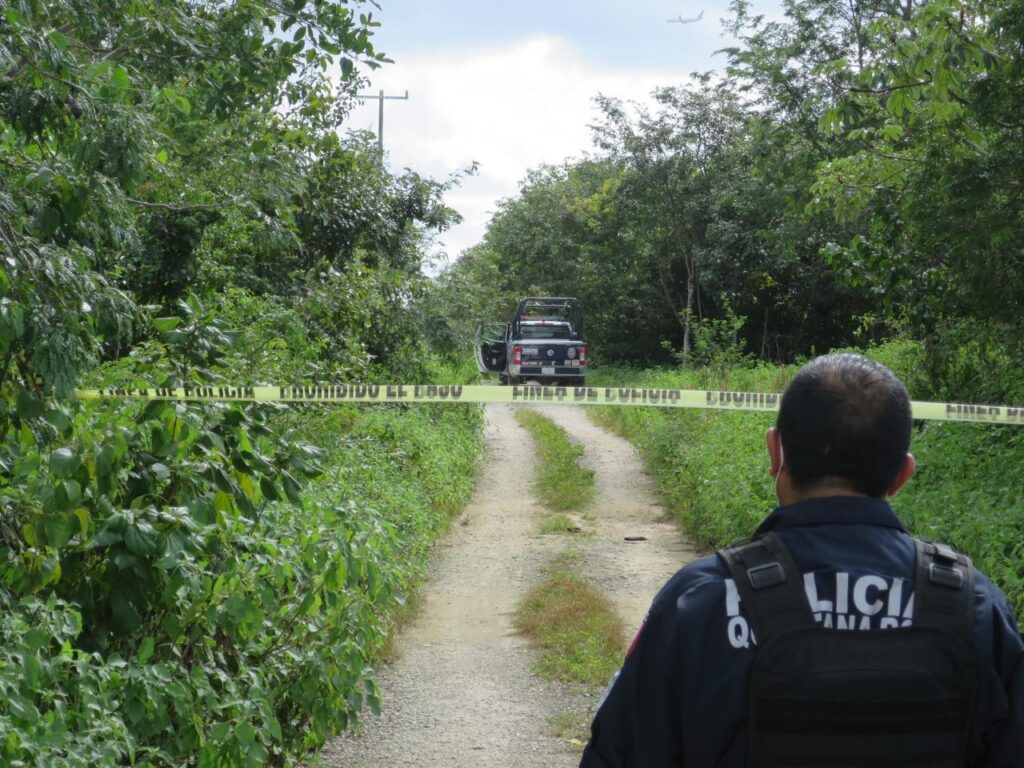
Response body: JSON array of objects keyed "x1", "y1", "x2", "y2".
[{"x1": 580, "y1": 496, "x2": 1024, "y2": 767}]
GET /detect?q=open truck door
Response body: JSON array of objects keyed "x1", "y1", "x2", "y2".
[{"x1": 475, "y1": 322, "x2": 510, "y2": 375}]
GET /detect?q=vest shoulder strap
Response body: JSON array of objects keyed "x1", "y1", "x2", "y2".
[
  {"x1": 718, "y1": 532, "x2": 815, "y2": 643},
  {"x1": 913, "y1": 537, "x2": 975, "y2": 645}
]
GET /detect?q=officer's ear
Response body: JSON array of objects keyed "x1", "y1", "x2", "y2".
[
  {"x1": 885, "y1": 453, "x2": 916, "y2": 497},
  {"x1": 766, "y1": 427, "x2": 783, "y2": 477}
]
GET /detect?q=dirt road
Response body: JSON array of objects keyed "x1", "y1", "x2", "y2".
[
  {"x1": 320, "y1": 403, "x2": 697, "y2": 767},
  {"x1": 529, "y1": 404, "x2": 698, "y2": 633}
]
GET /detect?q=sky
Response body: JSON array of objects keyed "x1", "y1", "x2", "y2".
[{"x1": 344, "y1": 0, "x2": 782, "y2": 267}]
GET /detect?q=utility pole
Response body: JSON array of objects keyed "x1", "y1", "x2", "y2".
[{"x1": 354, "y1": 89, "x2": 409, "y2": 154}]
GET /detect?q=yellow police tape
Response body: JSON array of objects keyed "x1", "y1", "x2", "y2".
[{"x1": 73, "y1": 383, "x2": 1024, "y2": 426}]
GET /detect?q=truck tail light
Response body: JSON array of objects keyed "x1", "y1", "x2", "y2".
[
  {"x1": 513, "y1": 345, "x2": 521, "y2": 365},
  {"x1": 579, "y1": 346, "x2": 586, "y2": 365}
]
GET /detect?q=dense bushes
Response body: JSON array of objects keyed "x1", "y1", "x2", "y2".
[
  {"x1": 0, "y1": 299, "x2": 483, "y2": 764},
  {"x1": 1, "y1": 405, "x2": 481, "y2": 766},
  {"x1": 591, "y1": 345, "x2": 1024, "y2": 619}
]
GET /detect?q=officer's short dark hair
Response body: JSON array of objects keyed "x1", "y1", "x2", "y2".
[{"x1": 777, "y1": 353, "x2": 912, "y2": 497}]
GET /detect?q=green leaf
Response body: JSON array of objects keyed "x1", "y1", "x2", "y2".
[
  {"x1": 173, "y1": 95, "x2": 191, "y2": 115},
  {"x1": 43, "y1": 408, "x2": 71, "y2": 433},
  {"x1": 95, "y1": 444, "x2": 115, "y2": 477},
  {"x1": 125, "y1": 521, "x2": 158, "y2": 556},
  {"x1": 266, "y1": 713, "x2": 283, "y2": 742},
  {"x1": 213, "y1": 490, "x2": 234, "y2": 518},
  {"x1": 0, "y1": 301, "x2": 25, "y2": 341},
  {"x1": 110, "y1": 66, "x2": 130, "y2": 95},
  {"x1": 60, "y1": 188, "x2": 88, "y2": 225},
  {"x1": 259, "y1": 475, "x2": 279, "y2": 501},
  {"x1": 281, "y1": 471, "x2": 302, "y2": 504},
  {"x1": 62, "y1": 479, "x2": 81, "y2": 505},
  {"x1": 886, "y1": 90, "x2": 911, "y2": 117},
  {"x1": 93, "y1": 509, "x2": 127, "y2": 547},
  {"x1": 40, "y1": 514, "x2": 72, "y2": 548},
  {"x1": 230, "y1": 452, "x2": 250, "y2": 474},
  {"x1": 48, "y1": 30, "x2": 69, "y2": 53},
  {"x1": 51, "y1": 448, "x2": 80, "y2": 478},
  {"x1": 367, "y1": 689, "x2": 381, "y2": 716},
  {"x1": 137, "y1": 636, "x2": 155, "y2": 663},
  {"x1": 73, "y1": 507, "x2": 91, "y2": 539},
  {"x1": 213, "y1": 466, "x2": 234, "y2": 493},
  {"x1": 153, "y1": 316, "x2": 181, "y2": 332}
]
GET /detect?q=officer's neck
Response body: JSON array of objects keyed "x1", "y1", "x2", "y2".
[{"x1": 777, "y1": 477, "x2": 866, "y2": 506}]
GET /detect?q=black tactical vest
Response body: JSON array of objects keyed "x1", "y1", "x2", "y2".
[{"x1": 719, "y1": 533, "x2": 980, "y2": 767}]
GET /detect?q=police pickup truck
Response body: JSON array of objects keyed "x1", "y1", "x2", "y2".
[{"x1": 476, "y1": 297, "x2": 587, "y2": 386}]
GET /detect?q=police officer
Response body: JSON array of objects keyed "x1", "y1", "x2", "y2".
[{"x1": 580, "y1": 353, "x2": 1023, "y2": 767}]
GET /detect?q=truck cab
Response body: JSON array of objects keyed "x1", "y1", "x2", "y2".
[{"x1": 476, "y1": 297, "x2": 587, "y2": 386}]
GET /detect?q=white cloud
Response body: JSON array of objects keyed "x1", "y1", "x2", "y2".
[{"x1": 344, "y1": 36, "x2": 694, "y2": 266}]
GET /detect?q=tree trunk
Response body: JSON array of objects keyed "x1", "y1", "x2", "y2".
[
  {"x1": 760, "y1": 309, "x2": 769, "y2": 360},
  {"x1": 682, "y1": 268, "x2": 695, "y2": 357}
]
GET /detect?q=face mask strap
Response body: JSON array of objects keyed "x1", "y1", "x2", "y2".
[{"x1": 774, "y1": 445, "x2": 784, "y2": 494}]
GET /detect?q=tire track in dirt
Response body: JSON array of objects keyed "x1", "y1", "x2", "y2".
[{"x1": 319, "y1": 402, "x2": 697, "y2": 767}]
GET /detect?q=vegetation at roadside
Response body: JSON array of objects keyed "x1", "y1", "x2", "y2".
[
  {"x1": 590, "y1": 343, "x2": 1024, "y2": 620},
  {"x1": 515, "y1": 410, "x2": 595, "y2": 512},
  {"x1": 516, "y1": 552, "x2": 624, "y2": 685},
  {"x1": 0, "y1": 2, "x2": 483, "y2": 764},
  {"x1": 1, "y1": 301, "x2": 483, "y2": 766}
]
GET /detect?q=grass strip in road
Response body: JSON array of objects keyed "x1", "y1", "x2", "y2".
[
  {"x1": 515, "y1": 409, "x2": 595, "y2": 511},
  {"x1": 539, "y1": 513, "x2": 577, "y2": 535},
  {"x1": 516, "y1": 552, "x2": 625, "y2": 684}
]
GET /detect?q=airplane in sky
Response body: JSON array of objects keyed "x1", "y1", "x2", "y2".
[{"x1": 668, "y1": 10, "x2": 704, "y2": 23}]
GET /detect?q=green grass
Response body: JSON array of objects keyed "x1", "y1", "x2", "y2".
[
  {"x1": 547, "y1": 709, "x2": 592, "y2": 748},
  {"x1": 589, "y1": 345, "x2": 1024, "y2": 621},
  {"x1": 895, "y1": 423, "x2": 1024, "y2": 615},
  {"x1": 539, "y1": 513, "x2": 579, "y2": 535},
  {"x1": 516, "y1": 553, "x2": 625, "y2": 684},
  {"x1": 515, "y1": 409, "x2": 595, "y2": 511}
]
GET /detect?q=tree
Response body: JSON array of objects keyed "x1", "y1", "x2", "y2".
[{"x1": 810, "y1": 0, "x2": 1024, "y2": 398}]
